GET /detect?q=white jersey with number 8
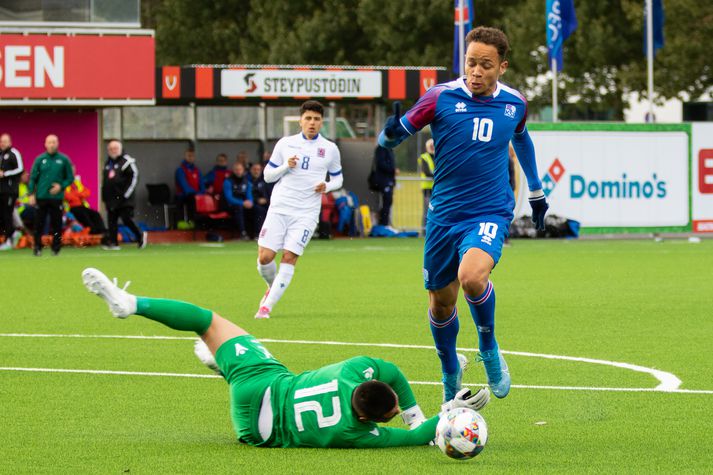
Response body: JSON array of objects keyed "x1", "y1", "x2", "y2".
[{"x1": 266, "y1": 132, "x2": 342, "y2": 219}]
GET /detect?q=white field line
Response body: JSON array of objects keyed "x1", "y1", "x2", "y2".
[
  {"x1": 0, "y1": 333, "x2": 683, "y2": 392},
  {"x1": 1, "y1": 367, "x2": 711, "y2": 395}
]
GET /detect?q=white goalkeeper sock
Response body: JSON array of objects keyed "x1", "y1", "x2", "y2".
[
  {"x1": 257, "y1": 259, "x2": 277, "y2": 286},
  {"x1": 263, "y1": 263, "x2": 295, "y2": 310}
]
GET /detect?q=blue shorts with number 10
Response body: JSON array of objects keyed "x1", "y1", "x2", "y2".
[{"x1": 423, "y1": 215, "x2": 510, "y2": 291}]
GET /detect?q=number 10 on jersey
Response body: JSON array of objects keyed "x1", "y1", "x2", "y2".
[{"x1": 472, "y1": 117, "x2": 494, "y2": 142}]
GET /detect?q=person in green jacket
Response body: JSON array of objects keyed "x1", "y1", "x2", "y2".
[
  {"x1": 28, "y1": 134, "x2": 74, "y2": 256},
  {"x1": 82, "y1": 267, "x2": 491, "y2": 449}
]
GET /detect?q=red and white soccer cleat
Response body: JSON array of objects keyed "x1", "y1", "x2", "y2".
[
  {"x1": 258, "y1": 287, "x2": 270, "y2": 307},
  {"x1": 254, "y1": 306, "x2": 271, "y2": 319}
]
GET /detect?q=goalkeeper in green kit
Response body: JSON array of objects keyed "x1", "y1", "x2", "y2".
[{"x1": 82, "y1": 268, "x2": 490, "y2": 448}]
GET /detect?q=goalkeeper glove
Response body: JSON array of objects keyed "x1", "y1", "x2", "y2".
[
  {"x1": 440, "y1": 387, "x2": 490, "y2": 414},
  {"x1": 529, "y1": 189, "x2": 549, "y2": 231}
]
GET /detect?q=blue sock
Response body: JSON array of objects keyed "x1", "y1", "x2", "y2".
[
  {"x1": 465, "y1": 280, "x2": 497, "y2": 352},
  {"x1": 429, "y1": 307, "x2": 460, "y2": 375}
]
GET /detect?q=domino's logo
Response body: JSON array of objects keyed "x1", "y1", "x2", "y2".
[{"x1": 542, "y1": 158, "x2": 566, "y2": 197}]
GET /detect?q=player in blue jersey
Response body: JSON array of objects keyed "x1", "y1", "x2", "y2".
[{"x1": 377, "y1": 27, "x2": 549, "y2": 401}]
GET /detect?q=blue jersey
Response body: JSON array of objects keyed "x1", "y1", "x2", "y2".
[{"x1": 400, "y1": 79, "x2": 529, "y2": 225}]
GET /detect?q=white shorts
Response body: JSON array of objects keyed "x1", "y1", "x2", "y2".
[{"x1": 258, "y1": 211, "x2": 318, "y2": 256}]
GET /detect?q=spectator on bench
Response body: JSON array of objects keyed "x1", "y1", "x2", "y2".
[
  {"x1": 64, "y1": 164, "x2": 107, "y2": 236},
  {"x1": 203, "y1": 153, "x2": 231, "y2": 199}
]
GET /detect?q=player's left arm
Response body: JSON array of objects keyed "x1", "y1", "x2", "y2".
[
  {"x1": 61, "y1": 157, "x2": 75, "y2": 190},
  {"x1": 353, "y1": 416, "x2": 439, "y2": 448},
  {"x1": 511, "y1": 104, "x2": 549, "y2": 231},
  {"x1": 317, "y1": 145, "x2": 343, "y2": 193}
]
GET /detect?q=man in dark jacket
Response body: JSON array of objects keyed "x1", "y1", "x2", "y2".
[
  {"x1": 28, "y1": 134, "x2": 74, "y2": 256},
  {"x1": 102, "y1": 139, "x2": 144, "y2": 250},
  {"x1": 372, "y1": 145, "x2": 398, "y2": 226},
  {"x1": 248, "y1": 162, "x2": 271, "y2": 237},
  {"x1": 0, "y1": 133, "x2": 24, "y2": 250},
  {"x1": 175, "y1": 148, "x2": 204, "y2": 223},
  {"x1": 223, "y1": 161, "x2": 253, "y2": 239}
]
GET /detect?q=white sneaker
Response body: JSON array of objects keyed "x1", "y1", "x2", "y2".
[
  {"x1": 0, "y1": 240, "x2": 12, "y2": 251},
  {"x1": 254, "y1": 306, "x2": 271, "y2": 319},
  {"x1": 101, "y1": 245, "x2": 121, "y2": 251},
  {"x1": 193, "y1": 339, "x2": 222, "y2": 376},
  {"x1": 82, "y1": 267, "x2": 137, "y2": 318}
]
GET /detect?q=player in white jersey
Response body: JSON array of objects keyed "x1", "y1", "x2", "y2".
[{"x1": 255, "y1": 100, "x2": 343, "y2": 319}]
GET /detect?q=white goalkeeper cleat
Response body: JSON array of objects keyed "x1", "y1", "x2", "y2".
[
  {"x1": 82, "y1": 267, "x2": 137, "y2": 318},
  {"x1": 193, "y1": 339, "x2": 222, "y2": 376}
]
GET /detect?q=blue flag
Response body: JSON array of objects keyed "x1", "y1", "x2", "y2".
[
  {"x1": 546, "y1": 0, "x2": 578, "y2": 72},
  {"x1": 452, "y1": 0, "x2": 474, "y2": 76},
  {"x1": 643, "y1": 0, "x2": 665, "y2": 56}
]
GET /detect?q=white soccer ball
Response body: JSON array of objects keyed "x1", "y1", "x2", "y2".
[{"x1": 435, "y1": 407, "x2": 488, "y2": 460}]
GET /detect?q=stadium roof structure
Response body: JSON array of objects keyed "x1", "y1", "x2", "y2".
[{"x1": 157, "y1": 64, "x2": 454, "y2": 105}]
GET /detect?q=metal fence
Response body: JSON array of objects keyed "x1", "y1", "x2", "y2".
[{"x1": 393, "y1": 174, "x2": 432, "y2": 231}]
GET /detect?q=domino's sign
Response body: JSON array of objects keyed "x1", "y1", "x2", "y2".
[{"x1": 529, "y1": 130, "x2": 689, "y2": 227}]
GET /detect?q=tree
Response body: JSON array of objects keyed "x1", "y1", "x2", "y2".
[{"x1": 144, "y1": 0, "x2": 713, "y2": 118}]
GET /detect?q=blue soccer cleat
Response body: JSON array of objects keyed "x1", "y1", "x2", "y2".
[
  {"x1": 442, "y1": 353, "x2": 469, "y2": 402},
  {"x1": 478, "y1": 347, "x2": 511, "y2": 398}
]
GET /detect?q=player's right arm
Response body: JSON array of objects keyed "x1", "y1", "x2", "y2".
[
  {"x1": 263, "y1": 139, "x2": 297, "y2": 183},
  {"x1": 378, "y1": 87, "x2": 443, "y2": 149},
  {"x1": 370, "y1": 358, "x2": 429, "y2": 428}
]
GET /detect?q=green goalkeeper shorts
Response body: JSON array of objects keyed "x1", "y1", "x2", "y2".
[{"x1": 215, "y1": 335, "x2": 291, "y2": 445}]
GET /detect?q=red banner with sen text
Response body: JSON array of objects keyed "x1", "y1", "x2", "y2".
[{"x1": 0, "y1": 33, "x2": 154, "y2": 102}]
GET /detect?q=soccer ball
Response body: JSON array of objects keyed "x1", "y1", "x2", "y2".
[{"x1": 435, "y1": 407, "x2": 488, "y2": 460}]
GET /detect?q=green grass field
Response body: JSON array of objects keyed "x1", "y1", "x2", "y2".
[{"x1": 2, "y1": 238, "x2": 712, "y2": 473}]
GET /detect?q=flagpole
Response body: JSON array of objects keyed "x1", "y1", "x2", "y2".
[
  {"x1": 552, "y1": 58, "x2": 558, "y2": 122},
  {"x1": 646, "y1": 0, "x2": 655, "y2": 122},
  {"x1": 458, "y1": 0, "x2": 465, "y2": 76}
]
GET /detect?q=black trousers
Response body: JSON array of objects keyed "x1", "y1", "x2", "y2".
[
  {"x1": 378, "y1": 186, "x2": 393, "y2": 226},
  {"x1": 34, "y1": 199, "x2": 63, "y2": 252},
  {"x1": 228, "y1": 203, "x2": 246, "y2": 233},
  {"x1": 70, "y1": 206, "x2": 106, "y2": 234},
  {"x1": 177, "y1": 194, "x2": 196, "y2": 222},
  {"x1": 0, "y1": 193, "x2": 16, "y2": 239},
  {"x1": 106, "y1": 206, "x2": 141, "y2": 246}
]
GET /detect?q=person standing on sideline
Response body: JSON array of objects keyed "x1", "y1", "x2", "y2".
[
  {"x1": 377, "y1": 27, "x2": 549, "y2": 401},
  {"x1": 0, "y1": 133, "x2": 24, "y2": 250},
  {"x1": 223, "y1": 160, "x2": 253, "y2": 240},
  {"x1": 248, "y1": 162, "x2": 271, "y2": 236},
  {"x1": 254, "y1": 100, "x2": 343, "y2": 319},
  {"x1": 418, "y1": 138, "x2": 436, "y2": 232},
  {"x1": 101, "y1": 139, "x2": 145, "y2": 250},
  {"x1": 372, "y1": 145, "x2": 397, "y2": 226},
  {"x1": 28, "y1": 134, "x2": 74, "y2": 256},
  {"x1": 175, "y1": 147, "x2": 204, "y2": 223}
]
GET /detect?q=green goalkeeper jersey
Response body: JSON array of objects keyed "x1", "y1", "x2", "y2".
[{"x1": 267, "y1": 356, "x2": 438, "y2": 448}]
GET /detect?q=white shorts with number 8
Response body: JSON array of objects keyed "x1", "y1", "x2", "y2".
[{"x1": 258, "y1": 211, "x2": 318, "y2": 256}]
